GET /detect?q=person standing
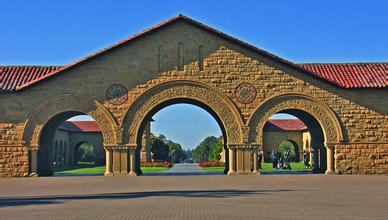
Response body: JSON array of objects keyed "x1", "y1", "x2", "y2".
[
  {"x1": 271, "y1": 149, "x2": 278, "y2": 168},
  {"x1": 257, "y1": 151, "x2": 263, "y2": 170},
  {"x1": 303, "y1": 150, "x2": 311, "y2": 169}
]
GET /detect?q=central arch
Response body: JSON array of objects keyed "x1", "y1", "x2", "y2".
[
  {"x1": 121, "y1": 80, "x2": 245, "y2": 175},
  {"x1": 122, "y1": 80, "x2": 244, "y2": 145}
]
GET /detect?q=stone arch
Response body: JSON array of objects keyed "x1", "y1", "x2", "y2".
[
  {"x1": 22, "y1": 94, "x2": 118, "y2": 148},
  {"x1": 122, "y1": 80, "x2": 245, "y2": 146},
  {"x1": 248, "y1": 93, "x2": 344, "y2": 145}
]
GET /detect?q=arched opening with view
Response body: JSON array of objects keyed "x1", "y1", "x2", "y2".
[
  {"x1": 135, "y1": 102, "x2": 228, "y2": 175},
  {"x1": 261, "y1": 112, "x2": 324, "y2": 173},
  {"x1": 34, "y1": 113, "x2": 105, "y2": 176},
  {"x1": 248, "y1": 94, "x2": 344, "y2": 175},
  {"x1": 121, "y1": 80, "x2": 244, "y2": 176}
]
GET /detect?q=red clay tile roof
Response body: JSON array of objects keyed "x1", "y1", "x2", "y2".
[
  {"x1": 264, "y1": 119, "x2": 307, "y2": 132},
  {"x1": 1, "y1": 66, "x2": 62, "y2": 92},
  {"x1": 298, "y1": 63, "x2": 387, "y2": 88},
  {"x1": 59, "y1": 121, "x2": 101, "y2": 133},
  {"x1": 0, "y1": 15, "x2": 386, "y2": 92}
]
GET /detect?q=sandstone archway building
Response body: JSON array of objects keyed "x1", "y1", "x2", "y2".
[{"x1": 0, "y1": 15, "x2": 386, "y2": 177}]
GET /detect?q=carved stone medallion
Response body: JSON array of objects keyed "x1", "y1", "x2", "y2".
[
  {"x1": 106, "y1": 84, "x2": 128, "y2": 105},
  {"x1": 235, "y1": 83, "x2": 257, "y2": 104}
]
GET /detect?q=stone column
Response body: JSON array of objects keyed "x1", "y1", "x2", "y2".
[
  {"x1": 112, "y1": 146, "x2": 129, "y2": 175},
  {"x1": 251, "y1": 144, "x2": 260, "y2": 175},
  {"x1": 325, "y1": 144, "x2": 335, "y2": 175},
  {"x1": 141, "y1": 120, "x2": 152, "y2": 162},
  {"x1": 235, "y1": 144, "x2": 252, "y2": 175},
  {"x1": 104, "y1": 148, "x2": 113, "y2": 176},
  {"x1": 29, "y1": 148, "x2": 38, "y2": 177},
  {"x1": 128, "y1": 146, "x2": 137, "y2": 176},
  {"x1": 227, "y1": 145, "x2": 235, "y2": 175}
]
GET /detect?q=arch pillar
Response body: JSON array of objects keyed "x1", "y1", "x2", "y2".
[
  {"x1": 228, "y1": 143, "x2": 259, "y2": 175},
  {"x1": 111, "y1": 145, "x2": 129, "y2": 175},
  {"x1": 227, "y1": 145, "x2": 236, "y2": 175},
  {"x1": 127, "y1": 144, "x2": 137, "y2": 176},
  {"x1": 251, "y1": 143, "x2": 260, "y2": 175},
  {"x1": 29, "y1": 145, "x2": 39, "y2": 177},
  {"x1": 325, "y1": 143, "x2": 336, "y2": 175},
  {"x1": 107, "y1": 144, "x2": 138, "y2": 176},
  {"x1": 104, "y1": 147, "x2": 113, "y2": 176}
]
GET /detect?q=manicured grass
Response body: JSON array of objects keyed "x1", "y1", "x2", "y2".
[
  {"x1": 202, "y1": 166, "x2": 225, "y2": 172},
  {"x1": 141, "y1": 167, "x2": 169, "y2": 172},
  {"x1": 201, "y1": 162, "x2": 312, "y2": 173},
  {"x1": 55, "y1": 165, "x2": 105, "y2": 174},
  {"x1": 261, "y1": 162, "x2": 312, "y2": 172},
  {"x1": 54, "y1": 163, "x2": 170, "y2": 175}
]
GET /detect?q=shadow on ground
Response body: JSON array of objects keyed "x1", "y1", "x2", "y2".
[{"x1": 0, "y1": 189, "x2": 293, "y2": 208}]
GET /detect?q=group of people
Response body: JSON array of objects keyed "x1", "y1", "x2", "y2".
[
  {"x1": 271, "y1": 149, "x2": 292, "y2": 170},
  {"x1": 255, "y1": 149, "x2": 314, "y2": 171}
]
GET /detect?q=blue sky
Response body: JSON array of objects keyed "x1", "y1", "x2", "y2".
[{"x1": 2, "y1": 1, "x2": 387, "y2": 149}]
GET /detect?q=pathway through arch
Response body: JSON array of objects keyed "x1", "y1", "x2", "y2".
[{"x1": 144, "y1": 163, "x2": 222, "y2": 176}]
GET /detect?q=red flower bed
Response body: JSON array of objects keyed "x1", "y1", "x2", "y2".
[
  {"x1": 141, "y1": 161, "x2": 173, "y2": 168},
  {"x1": 199, "y1": 161, "x2": 225, "y2": 167}
]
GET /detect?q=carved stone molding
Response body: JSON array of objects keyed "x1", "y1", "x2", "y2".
[
  {"x1": 22, "y1": 94, "x2": 118, "y2": 148},
  {"x1": 247, "y1": 93, "x2": 344, "y2": 145},
  {"x1": 122, "y1": 80, "x2": 245, "y2": 145},
  {"x1": 228, "y1": 143, "x2": 258, "y2": 150}
]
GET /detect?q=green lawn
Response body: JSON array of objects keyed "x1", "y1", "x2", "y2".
[
  {"x1": 201, "y1": 162, "x2": 312, "y2": 173},
  {"x1": 141, "y1": 167, "x2": 169, "y2": 172},
  {"x1": 54, "y1": 164, "x2": 169, "y2": 175},
  {"x1": 202, "y1": 166, "x2": 225, "y2": 172}
]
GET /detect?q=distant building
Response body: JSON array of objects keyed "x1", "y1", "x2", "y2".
[
  {"x1": 220, "y1": 119, "x2": 311, "y2": 163},
  {"x1": 53, "y1": 121, "x2": 104, "y2": 166},
  {"x1": 262, "y1": 119, "x2": 311, "y2": 162},
  {"x1": 52, "y1": 120, "x2": 152, "y2": 166}
]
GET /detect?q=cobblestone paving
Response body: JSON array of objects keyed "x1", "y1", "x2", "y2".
[{"x1": 0, "y1": 175, "x2": 387, "y2": 220}]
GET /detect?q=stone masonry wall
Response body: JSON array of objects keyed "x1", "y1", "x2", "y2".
[{"x1": 0, "y1": 20, "x2": 386, "y2": 176}]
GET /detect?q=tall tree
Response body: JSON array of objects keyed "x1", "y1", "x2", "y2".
[
  {"x1": 166, "y1": 140, "x2": 187, "y2": 163},
  {"x1": 151, "y1": 134, "x2": 169, "y2": 161},
  {"x1": 150, "y1": 134, "x2": 187, "y2": 162},
  {"x1": 209, "y1": 137, "x2": 224, "y2": 161},
  {"x1": 192, "y1": 136, "x2": 220, "y2": 162}
]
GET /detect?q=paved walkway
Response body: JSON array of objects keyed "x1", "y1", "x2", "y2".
[
  {"x1": 0, "y1": 175, "x2": 387, "y2": 219},
  {"x1": 144, "y1": 163, "x2": 221, "y2": 176},
  {"x1": 165, "y1": 163, "x2": 205, "y2": 173}
]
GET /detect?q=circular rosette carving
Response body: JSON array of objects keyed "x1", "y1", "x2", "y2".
[
  {"x1": 106, "y1": 83, "x2": 128, "y2": 105},
  {"x1": 235, "y1": 83, "x2": 257, "y2": 104}
]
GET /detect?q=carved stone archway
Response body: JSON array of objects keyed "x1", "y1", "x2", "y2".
[
  {"x1": 247, "y1": 93, "x2": 344, "y2": 174},
  {"x1": 119, "y1": 80, "x2": 246, "y2": 175},
  {"x1": 22, "y1": 94, "x2": 118, "y2": 176}
]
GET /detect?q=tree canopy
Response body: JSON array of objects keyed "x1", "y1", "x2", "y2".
[
  {"x1": 278, "y1": 140, "x2": 297, "y2": 161},
  {"x1": 77, "y1": 143, "x2": 95, "y2": 163},
  {"x1": 192, "y1": 136, "x2": 223, "y2": 162},
  {"x1": 151, "y1": 134, "x2": 188, "y2": 163}
]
